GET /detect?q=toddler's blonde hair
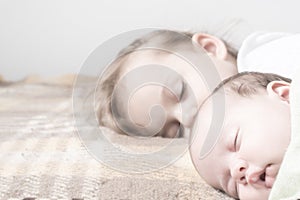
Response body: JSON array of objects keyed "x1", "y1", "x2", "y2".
[{"x1": 96, "y1": 29, "x2": 237, "y2": 135}]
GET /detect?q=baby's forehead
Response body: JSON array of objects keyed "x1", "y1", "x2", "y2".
[
  {"x1": 190, "y1": 91, "x2": 235, "y2": 156},
  {"x1": 190, "y1": 98, "x2": 215, "y2": 155},
  {"x1": 189, "y1": 97, "x2": 227, "y2": 190}
]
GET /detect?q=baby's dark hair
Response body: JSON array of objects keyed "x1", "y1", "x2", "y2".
[{"x1": 210, "y1": 71, "x2": 291, "y2": 99}]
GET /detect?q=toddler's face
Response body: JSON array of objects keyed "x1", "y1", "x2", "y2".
[
  {"x1": 190, "y1": 85, "x2": 291, "y2": 199},
  {"x1": 116, "y1": 50, "x2": 206, "y2": 137},
  {"x1": 115, "y1": 50, "x2": 237, "y2": 137}
]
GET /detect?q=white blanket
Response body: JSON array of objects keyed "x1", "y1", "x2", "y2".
[
  {"x1": 237, "y1": 32, "x2": 300, "y2": 79},
  {"x1": 269, "y1": 72, "x2": 300, "y2": 200}
]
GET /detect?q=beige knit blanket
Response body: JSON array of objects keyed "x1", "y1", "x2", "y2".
[{"x1": 0, "y1": 75, "x2": 233, "y2": 200}]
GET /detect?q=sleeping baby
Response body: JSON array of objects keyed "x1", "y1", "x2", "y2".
[{"x1": 189, "y1": 71, "x2": 299, "y2": 200}]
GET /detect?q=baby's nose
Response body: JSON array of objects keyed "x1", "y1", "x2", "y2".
[
  {"x1": 231, "y1": 159, "x2": 248, "y2": 185},
  {"x1": 245, "y1": 165, "x2": 265, "y2": 184}
]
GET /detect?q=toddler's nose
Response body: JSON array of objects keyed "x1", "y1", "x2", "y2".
[
  {"x1": 172, "y1": 103, "x2": 197, "y2": 128},
  {"x1": 230, "y1": 159, "x2": 248, "y2": 185}
]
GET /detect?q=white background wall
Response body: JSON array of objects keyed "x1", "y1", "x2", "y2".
[{"x1": 1, "y1": 0, "x2": 300, "y2": 80}]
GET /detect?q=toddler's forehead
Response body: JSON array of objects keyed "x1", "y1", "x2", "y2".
[{"x1": 121, "y1": 50, "x2": 169, "y2": 71}]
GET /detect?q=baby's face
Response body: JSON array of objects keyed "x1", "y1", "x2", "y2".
[
  {"x1": 190, "y1": 91, "x2": 291, "y2": 199},
  {"x1": 116, "y1": 49, "x2": 237, "y2": 137}
]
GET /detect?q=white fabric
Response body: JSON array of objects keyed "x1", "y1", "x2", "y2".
[
  {"x1": 237, "y1": 31, "x2": 300, "y2": 79},
  {"x1": 268, "y1": 72, "x2": 300, "y2": 200},
  {"x1": 237, "y1": 32, "x2": 300, "y2": 199}
]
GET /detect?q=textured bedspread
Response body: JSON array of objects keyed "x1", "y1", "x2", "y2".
[{"x1": 0, "y1": 75, "x2": 232, "y2": 200}]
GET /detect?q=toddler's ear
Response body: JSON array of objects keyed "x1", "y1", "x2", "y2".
[
  {"x1": 192, "y1": 33, "x2": 228, "y2": 60},
  {"x1": 267, "y1": 81, "x2": 290, "y2": 103}
]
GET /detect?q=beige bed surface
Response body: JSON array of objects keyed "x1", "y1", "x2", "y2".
[{"x1": 0, "y1": 75, "x2": 233, "y2": 200}]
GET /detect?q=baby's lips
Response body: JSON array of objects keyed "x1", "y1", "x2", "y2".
[
  {"x1": 265, "y1": 176, "x2": 275, "y2": 188},
  {"x1": 266, "y1": 164, "x2": 278, "y2": 176},
  {"x1": 265, "y1": 164, "x2": 279, "y2": 188}
]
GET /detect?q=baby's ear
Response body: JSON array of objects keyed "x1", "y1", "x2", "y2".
[
  {"x1": 267, "y1": 81, "x2": 290, "y2": 103},
  {"x1": 192, "y1": 33, "x2": 228, "y2": 59}
]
